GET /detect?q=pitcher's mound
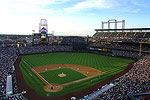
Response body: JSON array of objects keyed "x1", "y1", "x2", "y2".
[{"x1": 58, "y1": 73, "x2": 66, "y2": 77}]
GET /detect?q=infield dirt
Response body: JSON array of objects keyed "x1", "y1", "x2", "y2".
[{"x1": 31, "y1": 64, "x2": 104, "y2": 92}]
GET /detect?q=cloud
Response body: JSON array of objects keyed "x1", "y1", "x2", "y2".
[
  {"x1": 131, "y1": 8, "x2": 140, "y2": 13},
  {"x1": 115, "y1": 6, "x2": 141, "y2": 14},
  {"x1": 64, "y1": 0, "x2": 128, "y2": 12},
  {"x1": 0, "y1": 0, "x2": 70, "y2": 6},
  {"x1": 88, "y1": 13, "x2": 96, "y2": 16},
  {"x1": 131, "y1": 0, "x2": 150, "y2": 7},
  {"x1": 0, "y1": 0, "x2": 145, "y2": 15},
  {"x1": 63, "y1": 0, "x2": 148, "y2": 13},
  {"x1": 0, "y1": 0, "x2": 70, "y2": 15}
]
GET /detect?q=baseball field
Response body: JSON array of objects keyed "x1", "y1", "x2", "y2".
[{"x1": 19, "y1": 52, "x2": 133, "y2": 97}]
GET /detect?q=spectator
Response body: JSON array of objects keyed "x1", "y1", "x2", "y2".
[{"x1": 19, "y1": 45, "x2": 73, "y2": 54}]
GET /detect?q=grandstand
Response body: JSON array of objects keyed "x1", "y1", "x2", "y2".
[
  {"x1": 89, "y1": 20, "x2": 150, "y2": 59},
  {"x1": 94, "y1": 28, "x2": 150, "y2": 39}
]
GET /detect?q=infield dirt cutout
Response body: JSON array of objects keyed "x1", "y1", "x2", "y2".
[{"x1": 31, "y1": 64, "x2": 104, "y2": 92}]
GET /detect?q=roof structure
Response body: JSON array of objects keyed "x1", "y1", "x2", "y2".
[{"x1": 95, "y1": 28, "x2": 150, "y2": 32}]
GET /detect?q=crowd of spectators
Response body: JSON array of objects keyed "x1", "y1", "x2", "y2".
[
  {"x1": 121, "y1": 38, "x2": 150, "y2": 43},
  {"x1": 136, "y1": 94, "x2": 150, "y2": 100},
  {"x1": 95, "y1": 56, "x2": 150, "y2": 100},
  {"x1": 89, "y1": 42, "x2": 150, "y2": 59},
  {"x1": 0, "y1": 47, "x2": 25, "y2": 100},
  {"x1": 112, "y1": 50, "x2": 150, "y2": 59},
  {"x1": 19, "y1": 45, "x2": 73, "y2": 54},
  {"x1": 90, "y1": 43, "x2": 150, "y2": 52},
  {"x1": 92, "y1": 33, "x2": 150, "y2": 43}
]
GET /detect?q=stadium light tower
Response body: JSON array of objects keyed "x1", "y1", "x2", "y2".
[
  {"x1": 32, "y1": 30, "x2": 35, "y2": 35},
  {"x1": 102, "y1": 19, "x2": 125, "y2": 29}
]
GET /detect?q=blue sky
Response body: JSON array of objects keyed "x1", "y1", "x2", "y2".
[{"x1": 0, "y1": 0, "x2": 150, "y2": 36}]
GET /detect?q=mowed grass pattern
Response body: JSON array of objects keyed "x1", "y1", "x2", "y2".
[
  {"x1": 19, "y1": 53, "x2": 133, "y2": 97},
  {"x1": 39, "y1": 68, "x2": 87, "y2": 84}
]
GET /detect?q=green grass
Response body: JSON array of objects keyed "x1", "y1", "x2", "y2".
[
  {"x1": 39, "y1": 68, "x2": 87, "y2": 84},
  {"x1": 19, "y1": 52, "x2": 133, "y2": 97}
]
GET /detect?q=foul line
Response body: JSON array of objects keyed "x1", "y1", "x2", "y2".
[
  {"x1": 31, "y1": 68, "x2": 50, "y2": 85},
  {"x1": 62, "y1": 73, "x2": 103, "y2": 86},
  {"x1": 22, "y1": 59, "x2": 50, "y2": 85}
]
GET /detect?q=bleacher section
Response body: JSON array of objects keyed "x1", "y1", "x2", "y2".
[
  {"x1": 144, "y1": 32, "x2": 150, "y2": 38},
  {"x1": 94, "y1": 28, "x2": 150, "y2": 40},
  {"x1": 128, "y1": 92, "x2": 150, "y2": 100},
  {"x1": 90, "y1": 28, "x2": 150, "y2": 59},
  {"x1": 94, "y1": 32, "x2": 147, "y2": 39},
  {"x1": 109, "y1": 32, "x2": 117, "y2": 38},
  {"x1": 81, "y1": 83, "x2": 115, "y2": 100}
]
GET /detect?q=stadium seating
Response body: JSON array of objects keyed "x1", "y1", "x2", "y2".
[
  {"x1": 94, "y1": 56, "x2": 150, "y2": 100},
  {"x1": 0, "y1": 38, "x2": 149, "y2": 100},
  {"x1": 0, "y1": 47, "x2": 20, "y2": 100},
  {"x1": 19, "y1": 45, "x2": 73, "y2": 54}
]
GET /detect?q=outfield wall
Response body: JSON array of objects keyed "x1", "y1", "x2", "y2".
[
  {"x1": 19, "y1": 50, "x2": 136, "y2": 61},
  {"x1": 14, "y1": 53, "x2": 134, "y2": 100}
]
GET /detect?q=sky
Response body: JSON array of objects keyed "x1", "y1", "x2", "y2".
[{"x1": 0, "y1": 0, "x2": 150, "y2": 36}]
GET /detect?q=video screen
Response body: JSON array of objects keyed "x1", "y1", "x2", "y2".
[{"x1": 41, "y1": 34, "x2": 47, "y2": 38}]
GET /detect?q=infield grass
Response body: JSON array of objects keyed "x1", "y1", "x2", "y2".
[
  {"x1": 19, "y1": 52, "x2": 133, "y2": 97},
  {"x1": 39, "y1": 68, "x2": 87, "y2": 84}
]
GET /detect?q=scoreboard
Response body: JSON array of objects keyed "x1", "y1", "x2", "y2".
[
  {"x1": 32, "y1": 30, "x2": 49, "y2": 45},
  {"x1": 32, "y1": 19, "x2": 50, "y2": 45},
  {"x1": 33, "y1": 33, "x2": 40, "y2": 44}
]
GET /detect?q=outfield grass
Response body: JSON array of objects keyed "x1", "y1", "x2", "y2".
[
  {"x1": 39, "y1": 68, "x2": 87, "y2": 84},
  {"x1": 19, "y1": 52, "x2": 133, "y2": 97}
]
